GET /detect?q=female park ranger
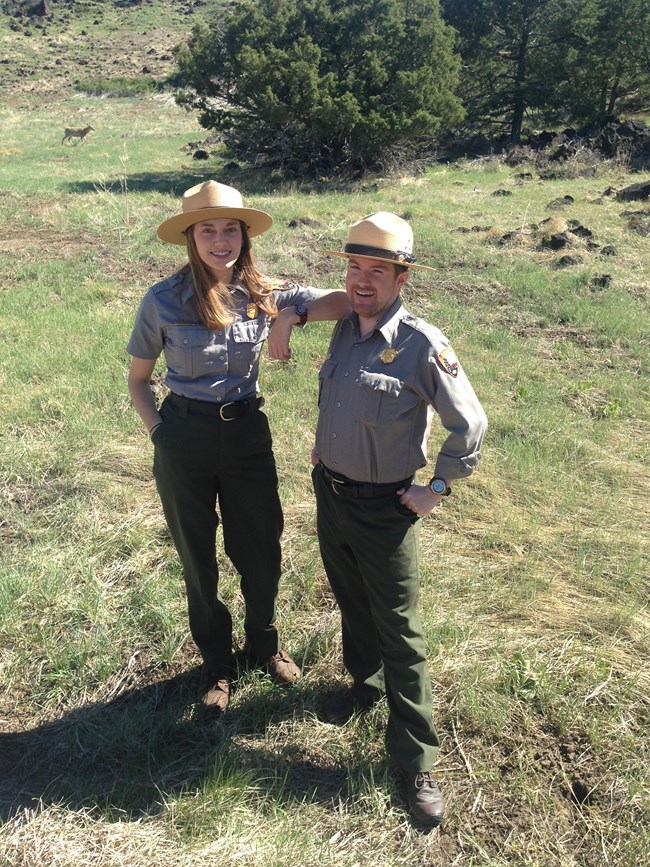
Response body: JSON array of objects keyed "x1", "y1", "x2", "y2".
[{"x1": 127, "y1": 180, "x2": 348, "y2": 712}]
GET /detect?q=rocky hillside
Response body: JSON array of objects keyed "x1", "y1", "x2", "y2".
[{"x1": 0, "y1": 0, "x2": 222, "y2": 99}]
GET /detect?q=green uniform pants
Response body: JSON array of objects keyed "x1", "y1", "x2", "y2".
[
  {"x1": 152, "y1": 394, "x2": 283, "y2": 672},
  {"x1": 313, "y1": 466, "x2": 440, "y2": 771}
]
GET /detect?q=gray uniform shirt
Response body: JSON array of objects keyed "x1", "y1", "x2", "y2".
[
  {"x1": 127, "y1": 270, "x2": 322, "y2": 403},
  {"x1": 315, "y1": 297, "x2": 487, "y2": 484}
]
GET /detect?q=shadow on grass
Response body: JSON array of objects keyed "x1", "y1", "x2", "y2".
[
  {"x1": 62, "y1": 170, "x2": 367, "y2": 198},
  {"x1": 0, "y1": 667, "x2": 383, "y2": 822}
]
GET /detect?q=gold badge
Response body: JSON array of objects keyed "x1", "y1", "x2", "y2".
[
  {"x1": 246, "y1": 303, "x2": 258, "y2": 319},
  {"x1": 437, "y1": 347, "x2": 459, "y2": 378},
  {"x1": 380, "y1": 348, "x2": 398, "y2": 364}
]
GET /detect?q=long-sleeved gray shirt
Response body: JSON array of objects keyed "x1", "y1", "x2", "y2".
[{"x1": 315, "y1": 297, "x2": 487, "y2": 484}]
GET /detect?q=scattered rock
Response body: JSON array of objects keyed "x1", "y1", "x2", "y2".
[
  {"x1": 568, "y1": 224, "x2": 593, "y2": 238},
  {"x1": 626, "y1": 216, "x2": 650, "y2": 236},
  {"x1": 288, "y1": 217, "x2": 321, "y2": 229},
  {"x1": 492, "y1": 189, "x2": 512, "y2": 196},
  {"x1": 616, "y1": 180, "x2": 650, "y2": 202},
  {"x1": 192, "y1": 149, "x2": 210, "y2": 160},
  {"x1": 542, "y1": 232, "x2": 569, "y2": 250},
  {"x1": 600, "y1": 245, "x2": 617, "y2": 256},
  {"x1": 498, "y1": 231, "x2": 531, "y2": 246},
  {"x1": 556, "y1": 255, "x2": 583, "y2": 267},
  {"x1": 591, "y1": 274, "x2": 612, "y2": 289},
  {"x1": 546, "y1": 195, "x2": 574, "y2": 210}
]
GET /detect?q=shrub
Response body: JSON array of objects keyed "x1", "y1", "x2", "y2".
[{"x1": 173, "y1": 0, "x2": 464, "y2": 173}]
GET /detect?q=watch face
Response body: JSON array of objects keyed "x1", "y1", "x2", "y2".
[
  {"x1": 296, "y1": 304, "x2": 308, "y2": 315},
  {"x1": 431, "y1": 479, "x2": 447, "y2": 494}
]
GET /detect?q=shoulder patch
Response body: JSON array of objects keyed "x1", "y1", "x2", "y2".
[{"x1": 437, "y1": 347, "x2": 459, "y2": 377}]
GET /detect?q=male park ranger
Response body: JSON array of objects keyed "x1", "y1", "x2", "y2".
[{"x1": 311, "y1": 212, "x2": 487, "y2": 827}]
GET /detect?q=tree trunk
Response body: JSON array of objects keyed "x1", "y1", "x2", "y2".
[
  {"x1": 606, "y1": 76, "x2": 620, "y2": 117},
  {"x1": 510, "y1": 25, "x2": 530, "y2": 144}
]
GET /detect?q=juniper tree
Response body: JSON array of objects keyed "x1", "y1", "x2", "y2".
[{"x1": 174, "y1": 0, "x2": 463, "y2": 172}]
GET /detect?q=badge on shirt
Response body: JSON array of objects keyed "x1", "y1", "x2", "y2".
[
  {"x1": 437, "y1": 347, "x2": 459, "y2": 377},
  {"x1": 380, "y1": 348, "x2": 399, "y2": 364},
  {"x1": 246, "y1": 303, "x2": 258, "y2": 319}
]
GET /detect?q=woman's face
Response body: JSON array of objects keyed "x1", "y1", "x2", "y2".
[{"x1": 192, "y1": 218, "x2": 243, "y2": 280}]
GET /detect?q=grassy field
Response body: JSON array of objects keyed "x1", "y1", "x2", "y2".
[{"x1": 1, "y1": 5, "x2": 649, "y2": 866}]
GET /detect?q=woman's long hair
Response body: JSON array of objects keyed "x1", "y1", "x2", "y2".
[{"x1": 183, "y1": 222, "x2": 278, "y2": 330}]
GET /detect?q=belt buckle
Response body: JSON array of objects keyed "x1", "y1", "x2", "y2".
[{"x1": 219, "y1": 401, "x2": 237, "y2": 421}]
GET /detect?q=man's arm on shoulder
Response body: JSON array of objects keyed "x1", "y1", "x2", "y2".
[{"x1": 268, "y1": 290, "x2": 350, "y2": 360}]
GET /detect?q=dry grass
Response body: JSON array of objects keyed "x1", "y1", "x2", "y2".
[{"x1": 1, "y1": 10, "x2": 649, "y2": 862}]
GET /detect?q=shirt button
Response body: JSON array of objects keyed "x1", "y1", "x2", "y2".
[
  {"x1": 217, "y1": 397, "x2": 222, "y2": 402},
  {"x1": 344, "y1": 371, "x2": 349, "y2": 377},
  {"x1": 183, "y1": 339, "x2": 189, "y2": 345},
  {"x1": 332, "y1": 433, "x2": 337, "y2": 438},
  {"x1": 336, "y1": 402, "x2": 341, "y2": 407},
  {"x1": 220, "y1": 355, "x2": 226, "y2": 361}
]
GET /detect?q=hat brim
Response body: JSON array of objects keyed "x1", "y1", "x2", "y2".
[
  {"x1": 158, "y1": 207, "x2": 273, "y2": 245},
  {"x1": 320, "y1": 249, "x2": 435, "y2": 272}
]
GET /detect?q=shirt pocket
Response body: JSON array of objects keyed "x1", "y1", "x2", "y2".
[
  {"x1": 164, "y1": 325, "x2": 215, "y2": 379},
  {"x1": 355, "y1": 370, "x2": 405, "y2": 427},
  {"x1": 317, "y1": 358, "x2": 337, "y2": 411},
  {"x1": 229, "y1": 318, "x2": 269, "y2": 377}
]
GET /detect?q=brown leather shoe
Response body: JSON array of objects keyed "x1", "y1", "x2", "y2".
[
  {"x1": 199, "y1": 668, "x2": 230, "y2": 711},
  {"x1": 404, "y1": 771, "x2": 445, "y2": 827},
  {"x1": 321, "y1": 686, "x2": 381, "y2": 724},
  {"x1": 265, "y1": 650, "x2": 301, "y2": 685}
]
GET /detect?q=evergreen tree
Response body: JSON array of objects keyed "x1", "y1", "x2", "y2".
[
  {"x1": 174, "y1": 0, "x2": 463, "y2": 171},
  {"x1": 540, "y1": 0, "x2": 650, "y2": 124},
  {"x1": 441, "y1": 0, "x2": 650, "y2": 140},
  {"x1": 440, "y1": 0, "x2": 554, "y2": 142}
]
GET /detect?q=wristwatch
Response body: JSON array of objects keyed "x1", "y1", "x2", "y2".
[
  {"x1": 295, "y1": 303, "x2": 308, "y2": 327},
  {"x1": 429, "y1": 477, "x2": 451, "y2": 496}
]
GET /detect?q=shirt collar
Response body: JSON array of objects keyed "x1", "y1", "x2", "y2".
[{"x1": 343, "y1": 295, "x2": 405, "y2": 341}]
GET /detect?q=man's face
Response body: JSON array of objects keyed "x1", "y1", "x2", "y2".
[{"x1": 345, "y1": 256, "x2": 408, "y2": 323}]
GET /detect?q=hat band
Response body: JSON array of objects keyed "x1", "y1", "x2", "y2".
[{"x1": 344, "y1": 243, "x2": 416, "y2": 264}]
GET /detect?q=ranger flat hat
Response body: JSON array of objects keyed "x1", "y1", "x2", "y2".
[
  {"x1": 157, "y1": 180, "x2": 273, "y2": 245},
  {"x1": 321, "y1": 211, "x2": 434, "y2": 271}
]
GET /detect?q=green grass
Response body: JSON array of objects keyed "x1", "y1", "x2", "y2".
[{"x1": 0, "y1": 51, "x2": 649, "y2": 867}]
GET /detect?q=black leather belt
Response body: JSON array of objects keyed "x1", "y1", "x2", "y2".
[
  {"x1": 318, "y1": 462, "x2": 412, "y2": 499},
  {"x1": 169, "y1": 392, "x2": 264, "y2": 421}
]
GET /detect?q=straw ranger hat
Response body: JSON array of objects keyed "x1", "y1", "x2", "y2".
[
  {"x1": 321, "y1": 211, "x2": 434, "y2": 271},
  {"x1": 157, "y1": 180, "x2": 273, "y2": 245}
]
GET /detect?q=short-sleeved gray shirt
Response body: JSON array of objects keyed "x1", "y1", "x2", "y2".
[
  {"x1": 126, "y1": 270, "x2": 322, "y2": 403},
  {"x1": 315, "y1": 297, "x2": 487, "y2": 484}
]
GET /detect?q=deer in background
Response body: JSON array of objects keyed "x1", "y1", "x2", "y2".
[{"x1": 62, "y1": 125, "x2": 95, "y2": 144}]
